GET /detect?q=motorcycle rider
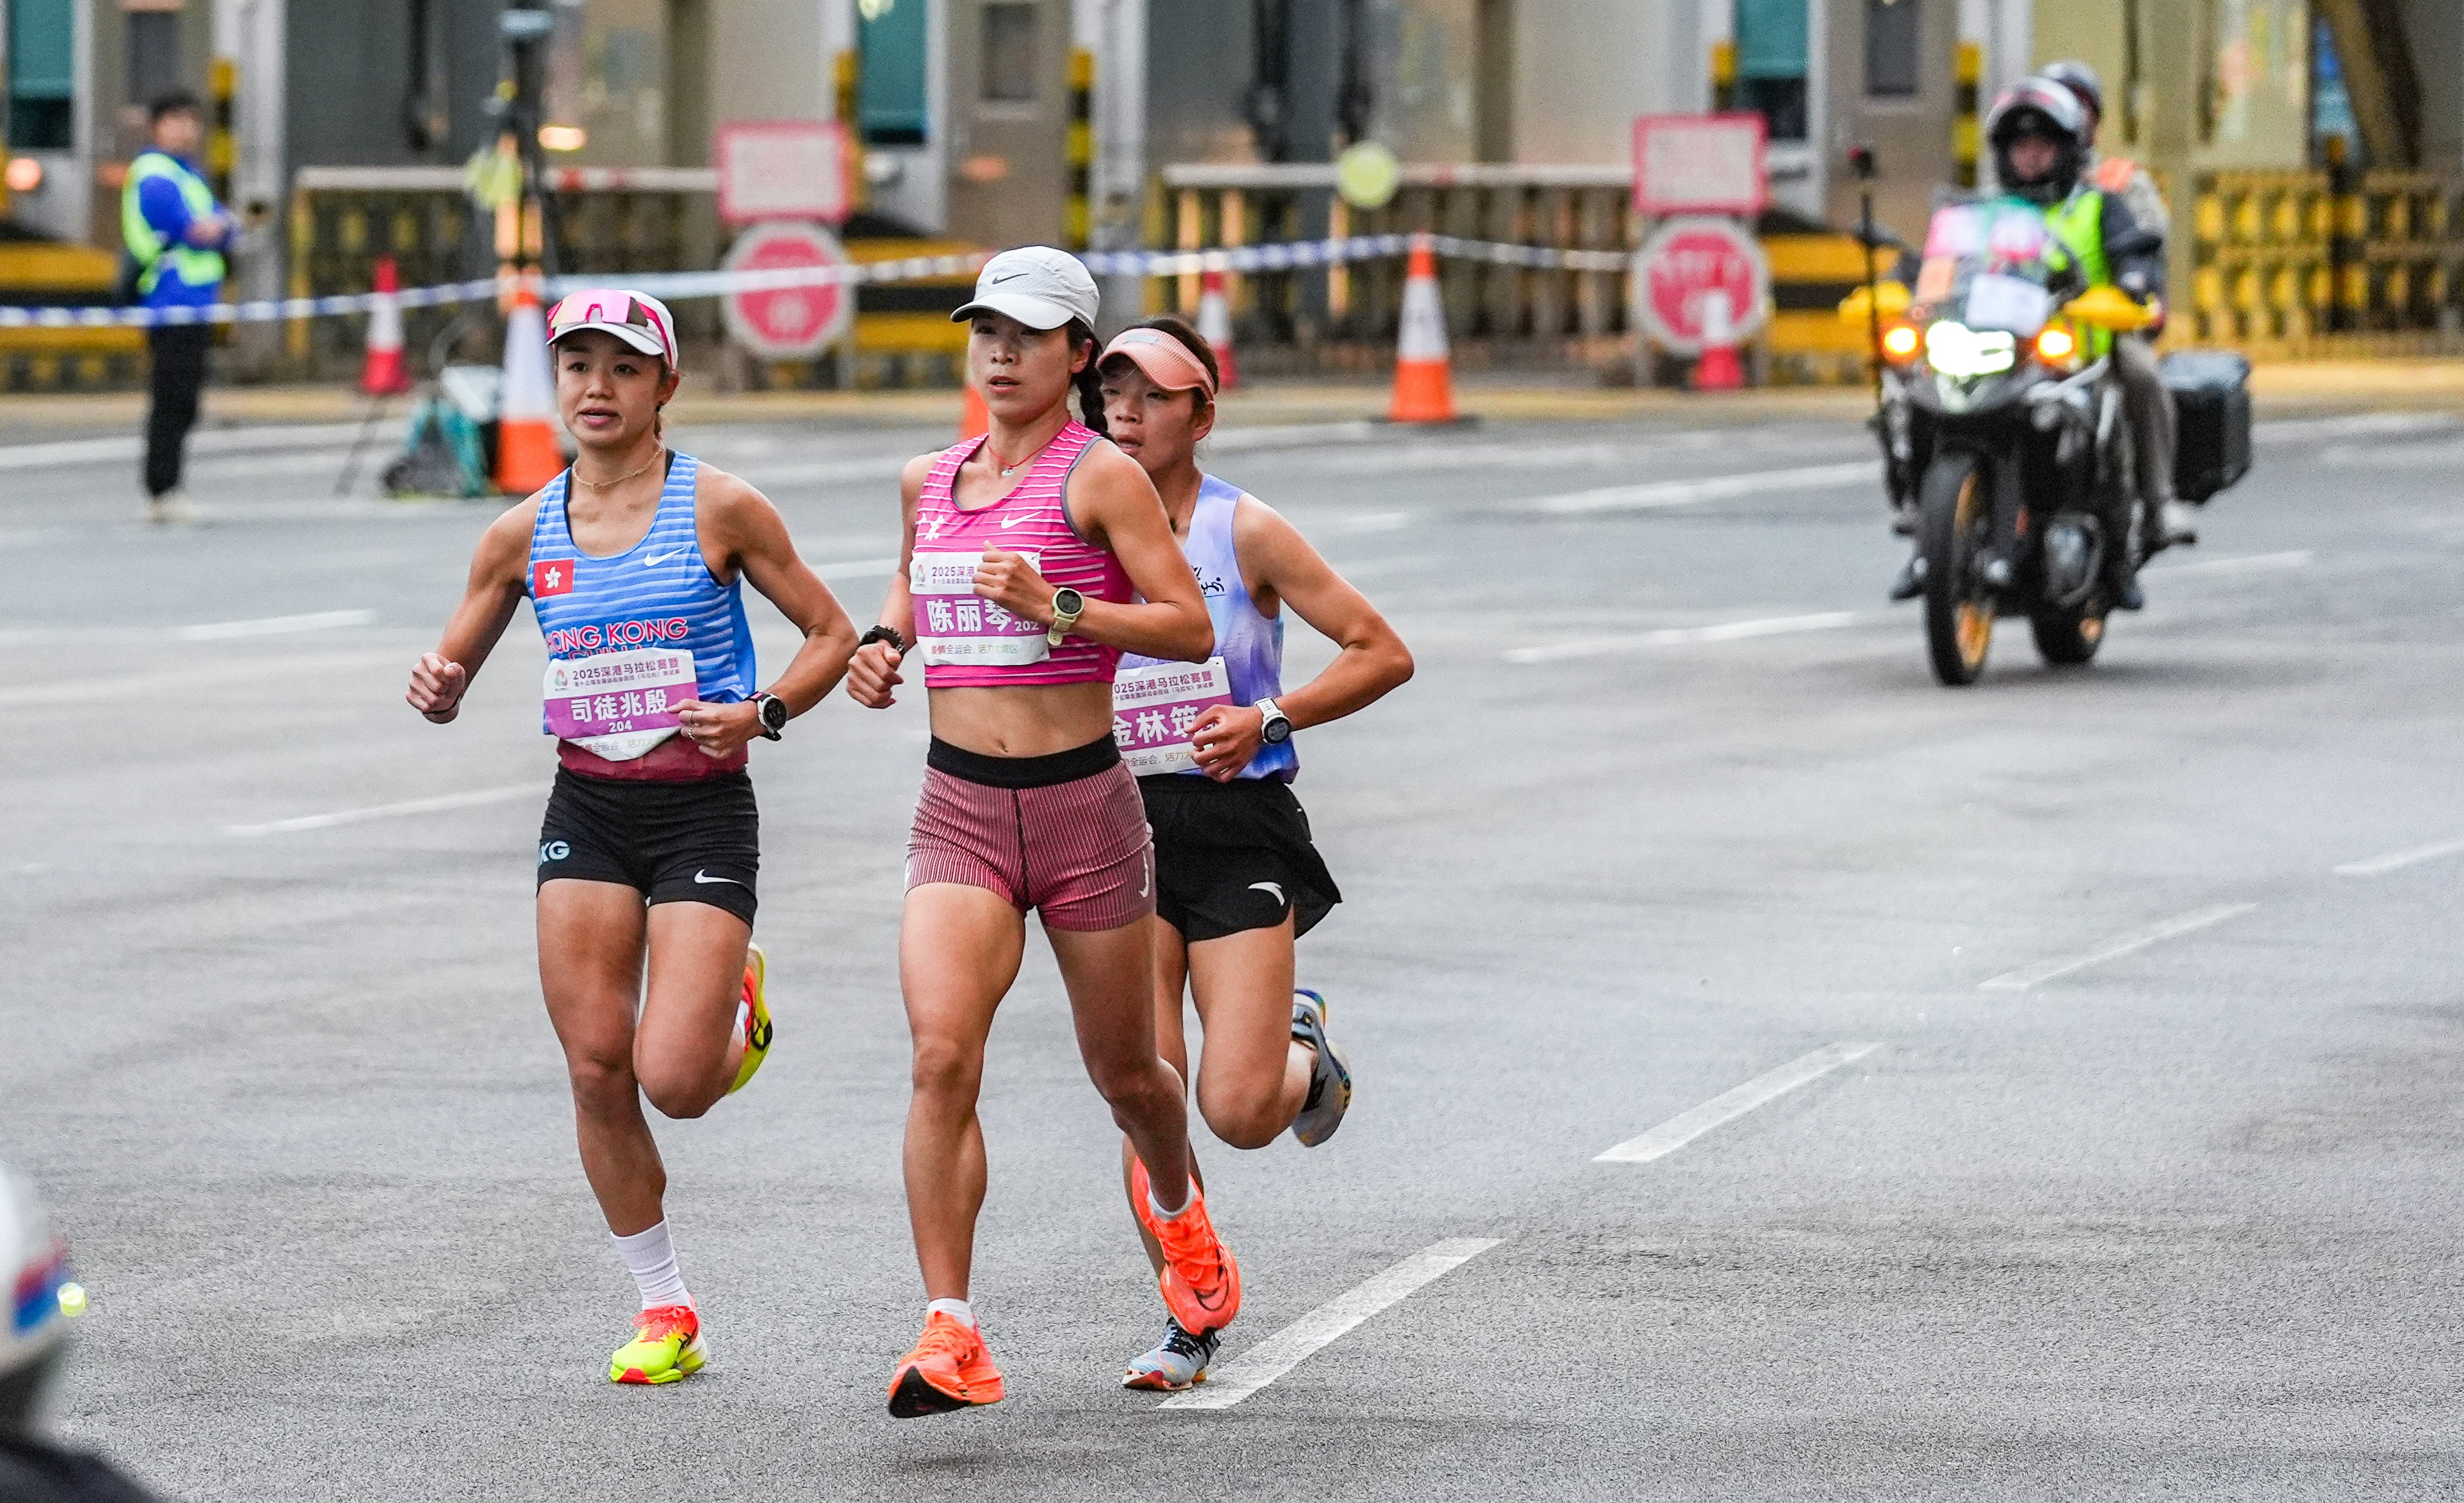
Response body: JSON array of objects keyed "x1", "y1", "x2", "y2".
[
  {"x1": 0, "y1": 1166, "x2": 166, "y2": 1502},
  {"x1": 1890, "y1": 78, "x2": 2163, "y2": 610},
  {"x1": 2041, "y1": 58, "x2": 2197, "y2": 552}
]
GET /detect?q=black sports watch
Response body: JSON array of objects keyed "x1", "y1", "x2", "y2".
[
  {"x1": 750, "y1": 691, "x2": 788, "y2": 741},
  {"x1": 857, "y1": 624, "x2": 908, "y2": 654}
]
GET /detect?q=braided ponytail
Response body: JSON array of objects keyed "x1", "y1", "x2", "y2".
[{"x1": 1067, "y1": 320, "x2": 1108, "y2": 436}]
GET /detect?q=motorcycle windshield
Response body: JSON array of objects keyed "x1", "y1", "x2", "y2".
[{"x1": 1911, "y1": 197, "x2": 2072, "y2": 341}]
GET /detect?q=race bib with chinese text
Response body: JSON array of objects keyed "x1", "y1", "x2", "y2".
[
  {"x1": 909, "y1": 550, "x2": 1050, "y2": 666},
  {"x1": 543, "y1": 646, "x2": 696, "y2": 761},
  {"x1": 1112, "y1": 657, "x2": 1236, "y2": 776}
]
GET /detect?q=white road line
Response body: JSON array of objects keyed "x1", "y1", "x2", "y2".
[
  {"x1": 1525, "y1": 459, "x2": 1878, "y2": 516},
  {"x1": 2335, "y1": 838, "x2": 2464, "y2": 877},
  {"x1": 0, "y1": 420, "x2": 404, "y2": 470},
  {"x1": 1158, "y1": 1237, "x2": 1501, "y2": 1410},
  {"x1": 2144, "y1": 549, "x2": 2311, "y2": 577},
  {"x1": 2255, "y1": 412, "x2": 2455, "y2": 446},
  {"x1": 2316, "y1": 437, "x2": 2464, "y2": 469},
  {"x1": 224, "y1": 782, "x2": 546, "y2": 837},
  {"x1": 1979, "y1": 902, "x2": 2257, "y2": 991},
  {"x1": 177, "y1": 609, "x2": 376, "y2": 641},
  {"x1": 1506, "y1": 611, "x2": 1860, "y2": 663},
  {"x1": 1594, "y1": 1042, "x2": 1880, "y2": 1164}
]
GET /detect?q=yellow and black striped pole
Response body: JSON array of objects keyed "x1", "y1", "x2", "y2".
[
  {"x1": 1953, "y1": 42, "x2": 1980, "y2": 189},
  {"x1": 834, "y1": 48, "x2": 865, "y2": 213},
  {"x1": 1066, "y1": 48, "x2": 1094, "y2": 250},
  {"x1": 1711, "y1": 40, "x2": 1736, "y2": 113}
]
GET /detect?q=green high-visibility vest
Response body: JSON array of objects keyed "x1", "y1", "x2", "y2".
[
  {"x1": 120, "y1": 151, "x2": 225, "y2": 298},
  {"x1": 2043, "y1": 187, "x2": 2112, "y2": 355}
]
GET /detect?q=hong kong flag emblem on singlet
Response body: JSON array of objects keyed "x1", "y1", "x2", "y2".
[{"x1": 532, "y1": 558, "x2": 576, "y2": 598}]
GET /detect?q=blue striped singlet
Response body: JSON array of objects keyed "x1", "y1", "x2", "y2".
[
  {"x1": 525, "y1": 451, "x2": 757, "y2": 755},
  {"x1": 1122, "y1": 474, "x2": 1295, "y2": 782}
]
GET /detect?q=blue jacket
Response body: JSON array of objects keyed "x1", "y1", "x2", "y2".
[{"x1": 132, "y1": 154, "x2": 231, "y2": 308}]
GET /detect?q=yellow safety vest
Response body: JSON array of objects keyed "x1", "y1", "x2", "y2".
[{"x1": 120, "y1": 151, "x2": 226, "y2": 298}]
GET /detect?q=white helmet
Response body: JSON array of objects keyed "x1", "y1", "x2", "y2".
[{"x1": 2, "y1": 1166, "x2": 72, "y2": 1391}]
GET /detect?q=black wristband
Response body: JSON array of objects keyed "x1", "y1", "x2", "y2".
[{"x1": 858, "y1": 624, "x2": 909, "y2": 653}]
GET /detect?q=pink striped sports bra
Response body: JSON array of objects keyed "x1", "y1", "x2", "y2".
[{"x1": 908, "y1": 419, "x2": 1131, "y2": 688}]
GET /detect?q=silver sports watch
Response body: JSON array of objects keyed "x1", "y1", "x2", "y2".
[{"x1": 1255, "y1": 697, "x2": 1293, "y2": 745}]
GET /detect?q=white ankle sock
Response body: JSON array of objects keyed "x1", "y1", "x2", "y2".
[
  {"x1": 926, "y1": 1297, "x2": 975, "y2": 1328},
  {"x1": 612, "y1": 1220, "x2": 693, "y2": 1310},
  {"x1": 1148, "y1": 1181, "x2": 1193, "y2": 1221}
]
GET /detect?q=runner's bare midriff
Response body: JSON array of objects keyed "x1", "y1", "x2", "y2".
[{"x1": 927, "y1": 681, "x2": 1115, "y2": 758}]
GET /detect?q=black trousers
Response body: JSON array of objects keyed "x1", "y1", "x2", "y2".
[{"x1": 144, "y1": 324, "x2": 211, "y2": 497}]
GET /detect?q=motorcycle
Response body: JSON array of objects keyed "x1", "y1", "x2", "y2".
[{"x1": 1844, "y1": 195, "x2": 2158, "y2": 686}]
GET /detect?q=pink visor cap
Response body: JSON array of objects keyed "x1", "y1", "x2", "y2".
[
  {"x1": 1099, "y1": 327, "x2": 1217, "y2": 397},
  {"x1": 547, "y1": 288, "x2": 681, "y2": 373}
]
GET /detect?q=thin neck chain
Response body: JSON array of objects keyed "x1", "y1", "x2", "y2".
[{"x1": 574, "y1": 446, "x2": 665, "y2": 491}]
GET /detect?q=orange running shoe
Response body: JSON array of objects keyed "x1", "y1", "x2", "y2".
[
  {"x1": 1129, "y1": 1158, "x2": 1241, "y2": 1335},
  {"x1": 886, "y1": 1311, "x2": 1006, "y2": 1417}
]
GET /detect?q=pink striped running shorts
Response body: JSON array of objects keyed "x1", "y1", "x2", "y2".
[{"x1": 906, "y1": 735, "x2": 1155, "y2": 932}]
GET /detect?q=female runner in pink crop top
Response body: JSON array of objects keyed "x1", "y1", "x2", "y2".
[{"x1": 842, "y1": 247, "x2": 1244, "y2": 1417}]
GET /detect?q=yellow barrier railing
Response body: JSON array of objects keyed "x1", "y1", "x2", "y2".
[{"x1": 2189, "y1": 168, "x2": 2464, "y2": 355}]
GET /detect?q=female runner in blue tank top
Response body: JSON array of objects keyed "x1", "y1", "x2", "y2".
[
  {"x1": 405, "y1": 290, "x2": 858, "y2": 1386},
  {"x1": 1098, "y1": 316, "x2": 1415, "y2": 1390}
]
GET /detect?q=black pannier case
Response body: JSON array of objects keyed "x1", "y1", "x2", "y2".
[{"x1": 2162, "y1": 350, "x2": 2253, "y2": 502}]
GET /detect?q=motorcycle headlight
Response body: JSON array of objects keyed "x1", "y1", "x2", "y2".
[{"x1": 1924, "y1": 321, "x2": 2017, "y2": 378}]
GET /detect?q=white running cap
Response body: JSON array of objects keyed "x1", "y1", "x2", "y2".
[{"x1": 952, "y1": 246, "x2": 1100, "y2": 332}]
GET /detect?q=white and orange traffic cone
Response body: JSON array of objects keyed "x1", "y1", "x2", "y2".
[
  {"x1": 495, "y1": 277, "x2": 565, "y2": 496},
  {"x1": 1692, "y1": 288, "x2": 1745, "y2": 392},
  {"x1": 1386, "y1": 233, "x2": 1460, "y2": 424},
  {"x1": 361, "y1": 255, "x2": 412, "y2": 395},
  {"x1": 1197, "y1": 268, "x2": 1238, "y2": 390},
  {"x1": 959, "y1": 377, "x2": 990, "y2": 439}
]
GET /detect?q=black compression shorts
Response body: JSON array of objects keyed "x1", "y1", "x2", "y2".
[
  {"x1": 535, "y1": 767, "x2": 760, "y2": 925},
  {"x1": 1138, "y1": 774, "x2": 1340, "y2": 943}
]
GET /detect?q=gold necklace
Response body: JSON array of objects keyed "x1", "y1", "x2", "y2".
[{"x1": 573, "y1": 448, "x2": 663, "y2": 490}]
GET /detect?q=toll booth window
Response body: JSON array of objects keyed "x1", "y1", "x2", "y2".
[
  {"x1": 1734, "y1": 0, "x2": 1808, "y2": 141},
  {"x1": 859, "y1": 0, "x2": 930, "y2": 146},
  {"x1": 982, "y1": 3, "x2": 1039, "y2": 105},
  {"x1": 1865, "y1": 0, "x2": 1922, "y2": 98},
  {"x1": 6, "y1": 0, "x2": 75, "y2": 151}
]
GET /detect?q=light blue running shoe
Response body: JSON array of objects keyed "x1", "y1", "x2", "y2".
[
  {"x1": 1122, "y1": 1317, "x2": 1221, "y2": 1391},
  {"x1": 1289, "y1": 989, "x2": 1352, "y2": 1147}
]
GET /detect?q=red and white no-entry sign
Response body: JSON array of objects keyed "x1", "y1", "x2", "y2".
[
  {"x1": 1631, "y1": 216, "x2": 1770, "y2": 355},
  {"x1": 722, "y1": 221, "x2": 854, "y2": 360}
]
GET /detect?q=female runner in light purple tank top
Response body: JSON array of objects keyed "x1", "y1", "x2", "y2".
[{"x1": 1097, "y1": 316, "x2": 1415, "y2": 1391}]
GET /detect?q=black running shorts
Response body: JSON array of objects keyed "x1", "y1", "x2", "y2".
[
  {"x1": 1138, "y1": 774, "x2": 1340, "y2": 943},
  {"x1": 536, "y1": 767, "x2": 760, "y2": 925}
]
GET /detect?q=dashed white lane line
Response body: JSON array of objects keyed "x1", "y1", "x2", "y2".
[
  {"x1": 1505, "y1": 611, "x2": 1861, "y2": 663},
  {"x1": 1979, "y1": 902, "x2": 2257, "y2": 991},
  {"x1": 178, "y1": 609, "x2": 376, "y2": 641},
  {"x1": 1158, "y1": 1238, "x2": 1502, "y2": 1411},
  {"x1": 2257, "y1": 411, "x2": 2455, "y2": 446},
  {"x1": 1594, "y1": 1042, "x2": 1880, "y2": 1164},
  {"x1": 1524, "y1": 459, "x2": 1878, "y2": 516},
  {"x1": 2143, "y1": 549, "x2": 2312, "y2": 577},
  {"x1": 813, "y1": 556, "x2": 901, "y2": 580},
  {"x1": 2336, "y1": 838, "x2": 2464, "y2": 877},
  {"x1": 224, "y1": 782, "x2": 546, "y2": 837}
]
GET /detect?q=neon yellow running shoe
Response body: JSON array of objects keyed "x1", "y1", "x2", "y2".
[
  {"x1": 730, "y1": 941, "x2": 772, "y2": 1095},
  {"x1": 610, "y1": 1303, "x2": 705, "y2": 1386}
]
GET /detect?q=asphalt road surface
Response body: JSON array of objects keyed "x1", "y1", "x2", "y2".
[{"x1": 4, "y1": 396, "x2": 2461, "y2": 1500}]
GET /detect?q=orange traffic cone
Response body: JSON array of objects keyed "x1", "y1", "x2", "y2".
[
  {"x1": 1691, "y1": 288, "x2": 1746, "y2": 391},
  {"x1": 1197, "y1": 269, "x2": 1238, "y2": 390},
  {"x1": 495, "y1": 277, "x2": 565, "y2": 496},
  {"x1": 1386, "y1": 235, "x2": 1460, "y2": 424},
  {"x1": 360, "y1": 255, "x2": 411, "y2": 395},
  {"x1": 959, "y1": 378, "x2": 990, "y2": 439}
]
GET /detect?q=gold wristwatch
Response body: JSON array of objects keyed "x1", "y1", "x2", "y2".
[{"x1": 1047, "y1": 586, "x2": 1085, "y2": 646}]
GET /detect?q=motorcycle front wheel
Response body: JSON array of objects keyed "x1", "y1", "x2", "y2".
[
  {"x1": 1919, "y1": 450, "x2": 1996, "y2": 686},
  {"x1": 2031, "y1": 608, "x2": 2107, "y2": 666}
]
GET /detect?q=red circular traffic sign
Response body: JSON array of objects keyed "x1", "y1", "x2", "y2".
[
  {"x1": 1632, "y1": 217, "x2": 1770, "y2": 354},
  {"x1": 723, "y1": 221, "x2": 853, "y2": 359}
]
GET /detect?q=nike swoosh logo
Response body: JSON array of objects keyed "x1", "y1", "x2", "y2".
[
  {"x1": 1139, "y1": 854, "x2": 1152, "y2": 898},
  {"x1": 1248, "y1": 881, "x2": 1285, "y2": 905},
  {"x1": 693, "y1": 870, "x2": 747, "y2": 888},
  {"x1": 989, "y1": 271, "x2": 1028, "y2": 284},
  {"x1": 644, "y1": 549, "x2": 686, "y2": 567},
  {"x1": 999, "y1": 513, "x2": 1032, "y2": 528}
]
